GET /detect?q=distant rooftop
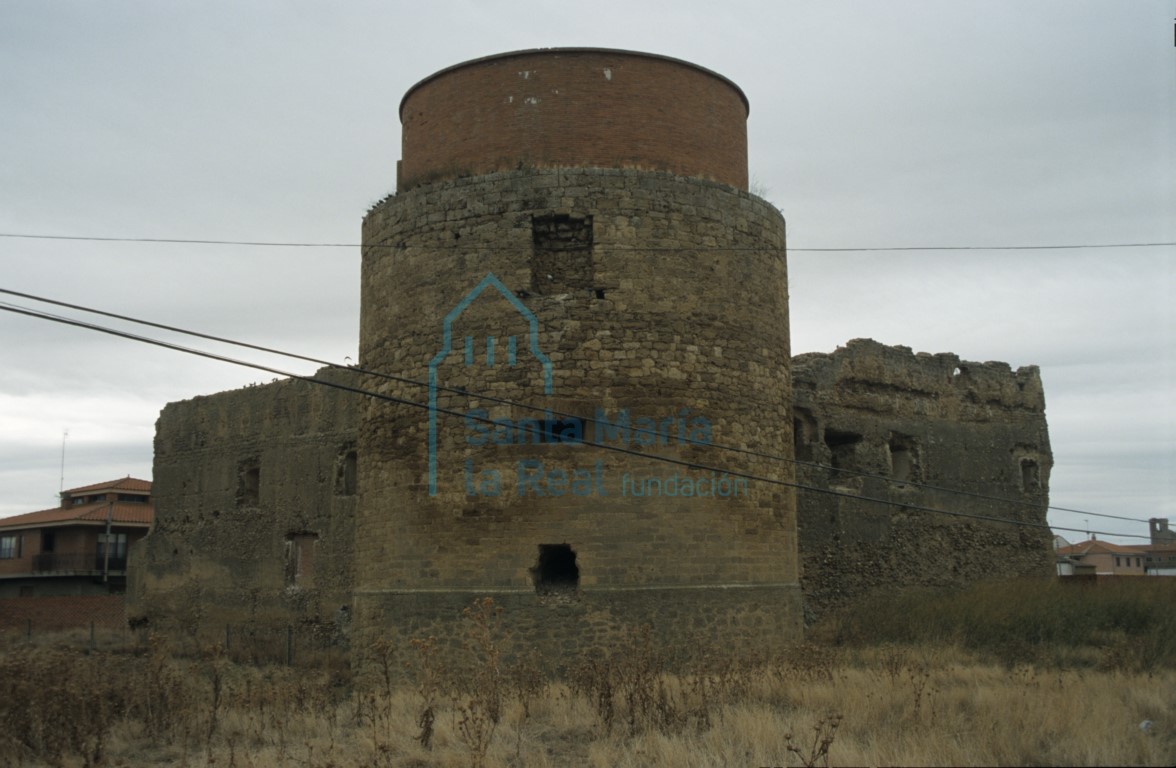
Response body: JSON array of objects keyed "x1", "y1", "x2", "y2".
[
  {"x1": 62, "y1": 476, "x2": 151, "y2": 496},
  {"x1": 0, "y1": 477, "x2": 153, "y2": 531}
]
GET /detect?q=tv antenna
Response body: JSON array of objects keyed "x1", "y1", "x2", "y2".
[{"x1": 59, "y1": 428, "x2": 69, "y2": 494}]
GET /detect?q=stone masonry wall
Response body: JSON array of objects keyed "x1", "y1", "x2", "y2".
[
  {"x1": 792, "y1": 338, "x2": 1054, "y2": 624},
  {"x1": 128, "y1": 367, "x2": 360, "y2": 642},
  {"x1": 356, "y1": 167, "x2": 801, "y2": 667}
]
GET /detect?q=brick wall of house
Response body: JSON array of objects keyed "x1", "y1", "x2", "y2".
[
  {"x1": 0, "y1": 594, "x2": 126, "y2": 632},
  {"x1": 128, "y1": 366, "x2": 360, "y2": 638}
]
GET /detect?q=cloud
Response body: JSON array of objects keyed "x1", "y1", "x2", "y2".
[{"x1": 0, "y1": 0, "x2": 1171, "y2": 544}]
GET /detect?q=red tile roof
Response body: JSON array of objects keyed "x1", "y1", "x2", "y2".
[
  {"x1": 64, "y1": 477, "x2": 151, "y2": 495},
  {"x1": 1056, "y1": 539, "x2": 1143, "y2": 557},
  {"x1": 0, "y1": 478, "x2": 153, "y2": 531},
  {"x1": 1146, "y1": 543, "x2": 1176, "y2": 554},
  {"x1": 0, "y1": 501, "x2": 153, "y2": 530},
  {"x1": 1057, "y1": 539, "x2": 1176, "y2": 558}
]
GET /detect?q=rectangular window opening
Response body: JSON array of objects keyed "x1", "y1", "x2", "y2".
[
  {"x1": 531, "y1": 214, "x2": 595, "y2": 295},
  {"x1": 793, "y1": 408, "x2": 817, "y2": 463},
  {"x1": 96, "y1": 533, "x2": 128, "y2": 570},
  {"x1": 888, "y1": 434, "x2": 920, "y2": 484},
  {"x1": 335, "y1": 447, "x2": 358, "y2": 496},
  {"x1": 285, "y1": 532, "x2": 320, "y2": 587},
  {"x1": 824, "y1": 428, "x2": 862, "y2": 471},
  {"x1": 1020, "y1": 459, "x2": 1040, "y2": 492},
  {"x1": 0, "y1": 535, "x2": 20, "y2": 559},
  {"x1": 237, "y1": 459, "x2": 261, "y2": 507}
]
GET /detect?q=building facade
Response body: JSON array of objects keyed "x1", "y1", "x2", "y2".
[
  {"x1": 0, "y1": 478, "x2": 152, "y2": 633},
  {"x1": 1056, "y1": 523, "x2": 1176, "y2": 578},
  {"x1": 0, "y1": 477, "x2": 152, "y2": 599}
]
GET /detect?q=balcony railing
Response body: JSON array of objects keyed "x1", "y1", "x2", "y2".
[{"x1": 31, "y1": 553, "x2": 128, "y2": 573}]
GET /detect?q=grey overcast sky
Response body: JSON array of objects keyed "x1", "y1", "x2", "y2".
[{"x1": 0, "y1": 1, "x2": 1172, "y2": 543}]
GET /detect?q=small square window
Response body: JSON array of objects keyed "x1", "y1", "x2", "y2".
[{"x1": 0, "y1": 535, "x2": 20, "y2": 559}]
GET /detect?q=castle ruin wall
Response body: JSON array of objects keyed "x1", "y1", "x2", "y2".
[
  {"x1": 127, "y1": 367, "x2": 360, "y2": 641},
  {"x1": 793, "y1": 338, "x2": 1054, "y2": 624},
  {"x1": 128, "y1": 49, "x2": 1057, "y2": 666}
]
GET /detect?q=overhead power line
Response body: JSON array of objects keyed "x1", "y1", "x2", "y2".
[
  {"x1": 1, "y1": 231, "x2": 1173, "y2": 253},
  {"x1": 0, "y1": 298, "x2": 1154, "y2": 541},
  {"x1": 0, "y1": 287, "x2": 1149, "y2": 527}
]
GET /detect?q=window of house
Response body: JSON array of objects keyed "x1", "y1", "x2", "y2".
[
  {"x1": 97, "y1": 533, "x2": 128, "y2": 566},
  {"x1": 0, "y1": 535, "x2": 20, "y2": 559},
  {"x1": 41, "y1": 530, "x2": 55, "y2": 553},
  {"x1": 1115, "y1": 557, "x2": 1121, "y2": 567}
]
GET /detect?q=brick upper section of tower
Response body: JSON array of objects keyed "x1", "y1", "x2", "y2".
[{"x1": 397, "y1": 48, "x2": 750, "y2": 191}]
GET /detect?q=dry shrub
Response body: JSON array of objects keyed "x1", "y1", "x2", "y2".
[
  {"x1": 409, "y1": 637, "x2": 439, "y2": 750},
  {"x1": 567, "y1": 627, "x2": 758, "y2": 739},
  {"x1": 827, "y1": 577, "x2": 1176, "y2": 670},
  {"x1": 3, "y1": 600, "x2": 1174, "y2": 767},
  {"x1": 785, "y1": 712, "x2": 842, "y2": 768},
  {"x1": 0, "y1": 647, "x2": 123, "y2": 767},
  {"x1": 450, "y1": 597, "x2": 506, "y2": 768}
]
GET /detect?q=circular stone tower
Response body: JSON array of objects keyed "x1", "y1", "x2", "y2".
[{"x1": 357, "y1": 48, "x2": 799, "y2": 665}]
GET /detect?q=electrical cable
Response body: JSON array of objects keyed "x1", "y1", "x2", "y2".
[
  {"x1": 1, "y1": 231, "x2": 1174, "y2": 252},
  {"x1": 0, "y1": 299, "x2": 1154, "y2": 541},
  {"x1": 0, "y1": 287, "x2": 1150, "y2": 527}
]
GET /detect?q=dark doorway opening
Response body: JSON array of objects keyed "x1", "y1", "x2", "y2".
[{"x1": 531, "y1": 544, "x2": 579, "y2": 595}]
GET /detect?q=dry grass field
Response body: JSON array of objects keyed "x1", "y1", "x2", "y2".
[{"x1": 1, "y1": 579, "x2": 1173, "y2": 767}]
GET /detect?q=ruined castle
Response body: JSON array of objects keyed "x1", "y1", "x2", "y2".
[{"x1": 128, "y1": 49, "x2": 1053, "y2": 662}]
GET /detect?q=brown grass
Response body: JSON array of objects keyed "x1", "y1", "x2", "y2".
[{"x1": 1, "y1": 587, "x2": 1174, "y2": 767}]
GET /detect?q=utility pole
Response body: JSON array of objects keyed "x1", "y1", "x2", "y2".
[{"x1": 103, "y1": 501, "x2": 112, "y2": 583}]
